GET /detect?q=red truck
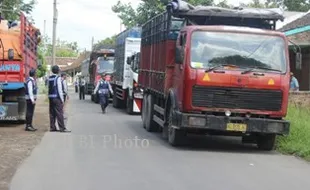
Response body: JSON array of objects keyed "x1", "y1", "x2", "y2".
[
  {"x1": 85, "y1": 49, "x2": 114, "y2": 103},
  {"x1": 138, "y1": 1, "x2": 294, "y2": 150},
  {"x1": 0, "y1": 13, "x2": 40, "y2": 122}
]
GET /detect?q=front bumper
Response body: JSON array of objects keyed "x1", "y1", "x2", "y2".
[
  {"x1": 0, "y1": 102, "x2": 22, "y2": 121},
  {"x1": 173, "y1": 111, "x2": 290, "y2": 135}
]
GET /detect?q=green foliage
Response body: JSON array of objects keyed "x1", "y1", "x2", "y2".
[
  {"x1": 39, "y1": 35, "x2": 79, "y2": 57},
  {"x1": 94, "y1": 35, "x2": 117, "y2": 49},
  {"x1": 1, "y1": 0, "x2": 37, "y2": 22},
  {"x1": 113, "y1": 0, "x2": 310, "y2": 28},
  {"x1": 276, "y1": 104, "x2": 310, "y2": 161}
]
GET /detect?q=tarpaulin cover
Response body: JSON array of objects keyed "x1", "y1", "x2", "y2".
[
  {"x1": 0, "y1": 21, "x2": 22, "y2": 60},
  {"x1": 169, "y1": 0, "x2": 284, "y2": 21}
]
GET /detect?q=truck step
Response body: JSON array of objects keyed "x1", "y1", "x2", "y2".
[
  {"x1": 153, "y1": 115, "x2": 164, "y2": 127},
  {"x1": 154, "y1": 104, "x2": 164, "y2": 116}
]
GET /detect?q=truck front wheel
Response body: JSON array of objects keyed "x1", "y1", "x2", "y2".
[
  {"x1": 167, "y1": 106, "x2": 184, "y2": 146},
  {"x1": 145, "y1": 94, "x2": 159, "y2": 132},
  {"x1": 257, "y1": 134, "x2": 276, "y2": 151}
]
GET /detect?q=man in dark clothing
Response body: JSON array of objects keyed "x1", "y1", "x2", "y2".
[
  {"x1": 24, "y1": 69, "x2": 38, "y2": 131},
  {"x1": 93, "y1": 74, "x2": 114, "y2": 113},
  {"x1": 48, "y1": 65, "x2": 71, "y2": 133},
  {"x1": 79, "y1": 76, "x2": 86, "y2": 100}
]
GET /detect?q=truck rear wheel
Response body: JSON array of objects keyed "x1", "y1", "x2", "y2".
[
  {"x1": 145, "y1": 94, "x2": 159, "y2": 132},
  {"x1": 141, "y1": 94, "x2": 148, "y2": 128},
  {"x1": 257, "y1": 134, "x2": 276, "y2": 151},
  {"x1": 167, "y1": 106, "x2": 184, "y2": 146},
  {"x1": 126, "y1": 96, "x2": 133, "y2": 115}
]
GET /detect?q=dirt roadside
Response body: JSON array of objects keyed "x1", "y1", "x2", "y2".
[{"x1": 0, "y1": 95, "x2": 49, "y2": 190}]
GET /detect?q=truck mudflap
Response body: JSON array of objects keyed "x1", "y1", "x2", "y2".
[
  {"x1": 0, "y1": 103, "x2": 23, "y2": 121},
  {"x1": 174, "y1": 111, "x2": 290, "y2": 135}
]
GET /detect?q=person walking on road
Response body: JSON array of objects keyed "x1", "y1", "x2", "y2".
[
  {"x1": 93, "y1": 73, "x2": 113, "y2": 113},
  {"x1": 61, "y1": 73, "x2": 69, "y2": 103},
  {"x1": 24, "y1": 69, "x2": 38, "y2": 132},
  {"x1": 48, "y1": 65, "x2": 71, "y2": 133},
  {"x1": 79, "y1": 76, "x2": 86, "y2": 100}
]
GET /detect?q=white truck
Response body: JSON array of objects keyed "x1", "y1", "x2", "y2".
[{"x1": 111, "y1": 27, "x2": 143, "y2": 114}]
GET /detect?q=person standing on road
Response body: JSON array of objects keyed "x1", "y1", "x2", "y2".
[
  {"x1": 61, "y1": 73, "x2": 69, "y2": 103},
  {"x1": 48, "y1": 65, "x2": 71, "y2": 133},
  {"x1": 79, "y1": 76, "x2": 86, "y2": 100},
  {"x1": 93, "y1": 73, "x2": 113, "y2": 113},
  {"x1": 24, "y1": 69, "x2": 38, "y2": 132},
  {"x1": 74, "y1": 79, "x2": 78, "y2": 93}
]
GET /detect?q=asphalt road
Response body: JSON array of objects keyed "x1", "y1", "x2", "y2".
[{"x1": 10, "y1": 92, "x2": 310, "y2": 190}]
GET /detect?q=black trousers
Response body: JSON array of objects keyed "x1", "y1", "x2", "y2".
[
  {"x1": 26, "y1": 100, "x2": 35, "y2": 126},
  {"x1": 99, "y1": 94, "x2": 109, "y2": 111},
  {"x1": 75, "y1": 86, "x2": 78, "y2": 93},
  {"x1": 64, "y1": 95, "x2": 67, "y2": 103},
  {"x1": 79, "y1": 86, "x2": 85, "y2": 100},
  {"x1": 49, "y1": 98, "x2": 65, "y2": 131}
]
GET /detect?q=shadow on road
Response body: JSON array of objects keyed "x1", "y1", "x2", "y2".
[{"x1": 126, "y1": 120, "x2": 276, "y2": 155}]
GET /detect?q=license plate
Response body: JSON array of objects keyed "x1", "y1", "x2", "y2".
[{"x1": 226, "y1": 123, "x2": 247, "y2": 132}]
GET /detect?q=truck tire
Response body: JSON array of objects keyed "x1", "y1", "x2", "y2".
[
  {"x1": 257, "y1": 134, "x2": 276, "y2": 151},
  {"x1": 126, "y1": 96, "x2": 134, "y2": 115},
  {"x1": 145, "y1": 94, "x2": 158, "y2": 132},
  {"x1": 167, "y1": 106, "x2": 184, "y2": 146},
  {"x1": 113, "y1": 93, "x2": 121, "y2": 108},
  {"x1": 141, "y1": 94, "x2": 148, "y2": 129}
]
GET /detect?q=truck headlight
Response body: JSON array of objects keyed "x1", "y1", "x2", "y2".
[{"x1": 189, "y1": 117, "x2": 206, "y2": 126}]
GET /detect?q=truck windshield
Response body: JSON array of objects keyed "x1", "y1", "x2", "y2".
[
  {"x1": 190, "y1": 31, "x2": 286, "y2": 73},
  {"x1": 97, "y1": 57, "x2": 114, "y2": 74}
]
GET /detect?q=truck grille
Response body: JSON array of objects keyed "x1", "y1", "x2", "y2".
[{"x1": 192, "y1": 86, "x2": 282, "y2": 111}]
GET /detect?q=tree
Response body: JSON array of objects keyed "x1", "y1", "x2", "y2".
[
  {"x1": 112, "y1": 0, "x2": 214, "y2": 28},
  {"x1": 244, "y1": 0, "x2": 310, "y2": 11},
  {"x1": 0, "y1": 0, "x2": 37, "y2": 22},
  {"x1": 40, "y1": 36, "x2": 79, "y2": 57}
]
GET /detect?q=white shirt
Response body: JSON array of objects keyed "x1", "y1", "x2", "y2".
[
  {"x1": 62, "y1": 79, "x2": 68, "y2": 94},
  {"x1": 26, "y1": 77, "x2": 36, "y2": 103},
  {"x1": 80, "y1": 79, "x2": 86, "y2": 86},
  {"x1": 93, "y1": 79, "x2": 113, "y2": 94}
]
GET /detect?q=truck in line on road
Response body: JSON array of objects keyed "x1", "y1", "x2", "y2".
[
  {"x1": 138, "y1": 0, "x2": 296, "y2": 150},
  {"x1": 80, "y1": 48, "x2": 114, "y2": 103},
  {"x1": 111, "y1": 27, "x2": 143, "y2": 114},
  {"x1": 0, "y1": 13, "x2": 40, "y2": 122}
]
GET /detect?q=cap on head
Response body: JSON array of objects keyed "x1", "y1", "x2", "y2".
[
  {"x1": 29, "y1": 68, "x2": 36, "y2": 77},
  {"x1": 61, "y1": 72, "x2": 66, "y2": 77},
  {"x1": 52, "y1": 65, "x2": 60, "y2": 74}
]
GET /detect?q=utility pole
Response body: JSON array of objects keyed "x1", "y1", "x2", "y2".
[
  {"x1": 91, "y1": 36, "x2": 94, "y2": 51},
  {"x1": 52, "y1": 0, "x2": 58, "y2": 66}
]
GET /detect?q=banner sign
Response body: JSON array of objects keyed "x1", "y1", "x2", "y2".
[{"x1": 0, "y1": 64, "x2": 21, "y2": 72}]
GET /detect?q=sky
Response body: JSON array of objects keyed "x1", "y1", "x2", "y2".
[{"x1": 31, "y1": 0, "x2": 254, "y2": 51}]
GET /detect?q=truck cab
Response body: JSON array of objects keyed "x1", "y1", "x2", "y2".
[{"x1": 91, "y1": 55, "x2": 115, "y2": 103}]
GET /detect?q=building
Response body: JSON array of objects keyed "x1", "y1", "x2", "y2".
[
  {"x1": 278, "y1": 10, "x2": 310, "y2": 90},
  {"x1": 61, "y1": 51, "x2": 91, "y2": 84},
  {"x1": 45, "y1": 56, "x2": 78, "y2": 74}
]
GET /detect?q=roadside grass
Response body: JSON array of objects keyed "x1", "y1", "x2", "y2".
[{"x1": 276, "y1": 104, "x2": 310, "y2": 161}]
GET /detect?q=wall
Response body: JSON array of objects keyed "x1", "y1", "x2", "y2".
[
  {"x1": 289, "y1": 47, "x2": 310, "y2": 91},
  {"x1": 289, "y1": 91, "x2": 310, "y2": 107}
]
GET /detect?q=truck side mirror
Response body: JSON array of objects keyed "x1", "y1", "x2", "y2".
[
  {"x1": 175, "y1": 47, "x2": 183, "y2": 64},
  {"x1": 296, "y1": 52, "x2": 302, "y2": 70}
]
